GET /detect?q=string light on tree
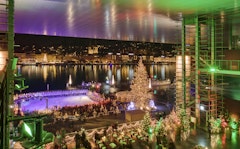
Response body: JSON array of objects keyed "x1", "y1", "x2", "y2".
[
  {"x1": 130, "y1": 57, "x2": 152, "y2": 109},
  {"x1": 142, "y1": 111, "x2": 151, "y2": 133}
]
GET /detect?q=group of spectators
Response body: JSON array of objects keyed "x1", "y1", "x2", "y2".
[
  {"x1": 73, "y1": 122, "x2": 176, "y2": 149},
  {"x1": 53, "y1": 99, "x2": 126, "y2": 121},
  {"x1": 42, "y1": 99, "x2": 129, "y2": 134}
]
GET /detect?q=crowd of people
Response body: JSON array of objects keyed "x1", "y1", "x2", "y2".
[
  {"x1": 53, "y1": 99, "x2": 123, "y2": 121},
  {"x1": 50, "y1": 119, "x2": 177, "y2": 149},
  {"x1": 42, "y1": 99, "x2": 129, "y2": 134}
]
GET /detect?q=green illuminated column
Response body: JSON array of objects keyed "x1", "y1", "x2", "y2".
[
  {"x1": 182, "y1": 17, "x2": 186, "y2": 110},
  {"x1": 195, "y1": 16, "x2": 200, "y2": 125},
  {"x1": 211, "y1": 17, "x2": 215, "y2": 71},
  {"x1": 5, "y1": 0, "x2": 14, "y2": 148},
  {"x1": 210, "y1": 16, "x2": 216, "y2": 117},
  {"x1": 228, "y1": 20, "x2": 232, "y2": 50},
  {"x1": 35, "y1": 119, "x2": 43, "y2": 142}
]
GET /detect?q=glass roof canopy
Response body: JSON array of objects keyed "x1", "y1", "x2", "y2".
[{"x1": 14, "y1": 0, "x2": 240, "y2": 43}]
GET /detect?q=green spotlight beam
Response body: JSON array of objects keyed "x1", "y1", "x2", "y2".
[
  {"x1": 200, "y1": 69, "x2": 240, "y2": 76},
  {"x1": 210, "y1": 68, "x2": 216, "y2": 72}
]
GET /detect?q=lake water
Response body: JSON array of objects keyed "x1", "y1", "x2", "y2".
[
  {"x1": 17, "y1": 64, "x2": 240, "y2": 102},
  {"x1": 17, "y1": 64, "x2": 176, "y2": 93}
]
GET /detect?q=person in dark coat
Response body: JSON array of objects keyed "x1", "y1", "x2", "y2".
[
  {"x1": 168, "y1": 140, "x2": 176, "y2": 149},
  {"x1": 75, "y1": 132, "x2": 81, "y2": 149},
  {"x1": 208, "y1": 120, "x2": 211, "y2": 139}
]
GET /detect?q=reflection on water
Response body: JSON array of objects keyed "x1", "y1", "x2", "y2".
[
  {"x1": 210, "y1": 130, "x2": 240, "y2": 149},
  {"x1": 17, "y1": 63, "x2": 240, "y2": 103},
  {"x1": 231, "y1": 131, "x2": 238, "y2": 147},
  {"x1": 18, "y1": 64, "x2": 176, "y2": 93},
  {"x1": 178, "y1": 129, "x2": 240, "y2": 149}
]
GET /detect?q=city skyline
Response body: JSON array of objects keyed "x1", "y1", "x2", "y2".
[{"x1": 14, "y1": 33, "x2": 176, "y2": 57}]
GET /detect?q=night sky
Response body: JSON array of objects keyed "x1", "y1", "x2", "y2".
[{"x1": 14, "y1": 0, "x2": 181, "y2": 43}]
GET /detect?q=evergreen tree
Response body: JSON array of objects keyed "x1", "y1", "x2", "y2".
[
  {"x1": 130, "y1": 57, "x2": 152, "y2": 108},
  {"x1": 142, "y1": 111, "x2": 151, "y2": 133}
]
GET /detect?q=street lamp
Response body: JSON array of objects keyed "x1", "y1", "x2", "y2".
[
  {"x1": 46, "y1": 98, "x2": 48, "y2": 110},
  {"x1": 200, "y1": 105, "x2": 205, "y2": 111},
  {"x1": 200, "y1": 104, "x2": 209, "y2": 127}
]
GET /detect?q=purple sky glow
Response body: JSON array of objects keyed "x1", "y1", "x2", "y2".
[{"x1": 15, "y1": 0, "x2": 181, "y2": 43}]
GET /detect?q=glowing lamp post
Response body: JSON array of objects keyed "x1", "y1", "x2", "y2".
[
  {"x1": 68, "y1": 74, "x2": 72, "y2": 86},
  {"x1": 112, "y1": 75, "x2": 115, "y2": 85},
  {"x1": 148, "y1": 78, "x2": 152, "y2": 89},
  {"x1": 200, "y1": 105, "x2": 205, "y2": 111},
  {"x1": 47, "y1": 84, "x2": 49, "y2": 91},
  {"x1": 200, "y1": 104, "x2": 209, "y2": 126},
  {"x1": 106, "y1": 76, "x2": 109, "y2": 84},
  {"x1": 46, "y1": 98, "x2": 48, "y2": 110}
]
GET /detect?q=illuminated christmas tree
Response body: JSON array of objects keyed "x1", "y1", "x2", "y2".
[
  {"x1": 130, "y1": 57, "x2": 152, "y2": 109},
  {"x1": 142, "y1": 111, "x2": 151, "y2": 133}
]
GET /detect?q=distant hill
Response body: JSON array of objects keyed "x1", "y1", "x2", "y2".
[{"x1": 14, "y1": 33, "x2": 176, "y2": 48}]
